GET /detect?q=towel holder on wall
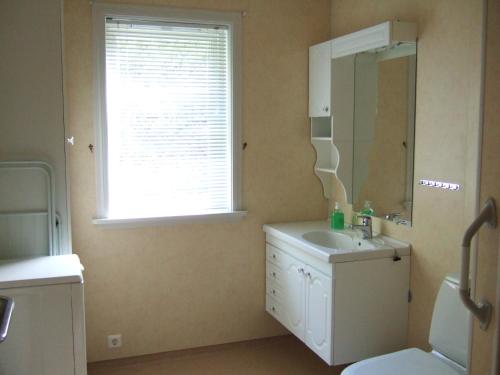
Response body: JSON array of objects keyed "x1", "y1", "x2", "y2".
[{"x1": 460, "y1": 198, "x2": 496, "y2": 330}]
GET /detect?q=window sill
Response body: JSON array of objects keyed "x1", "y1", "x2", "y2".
[{"x1": 92, "y1": 211, "x2": 248, "y2": 229}]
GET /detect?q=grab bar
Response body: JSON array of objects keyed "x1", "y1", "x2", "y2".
[
  {"x1": 0, "y1": 296, "x2": 14, "y2": 342},
  {"x1": 460, "y1": 198, "x2": 496, "y2": 330}
]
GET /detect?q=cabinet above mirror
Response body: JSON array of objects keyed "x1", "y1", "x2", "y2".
[{"x1": 309, "y1": 21, "x2": 417, "y2": 225}]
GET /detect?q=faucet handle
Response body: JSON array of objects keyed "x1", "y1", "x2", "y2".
[{"x1": 358, "y1": 215, "x2": 372, "y2": 226}]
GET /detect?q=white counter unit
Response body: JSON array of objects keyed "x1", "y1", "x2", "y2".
[
  {"x1": 0, "y1": 255, "x2": 87, "y2": 375},
  {"x1": 263, "y1": 221, "x2": 410, "y2": 365},
  {"x1": 0, "y1": 255, "x2": 83, "y2": 288}
]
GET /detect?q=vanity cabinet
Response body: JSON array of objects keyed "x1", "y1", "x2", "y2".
[
  {"x1": 265, "y1": 232, "x2": 410, "y2": 366},
  {"x1": 308, "y1": 41, "x2": 331, "y2": 117}
]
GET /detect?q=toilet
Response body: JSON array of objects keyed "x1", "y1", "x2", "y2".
[{"x1": 342, "y1": 274, "x2": 470, "y2": 375}]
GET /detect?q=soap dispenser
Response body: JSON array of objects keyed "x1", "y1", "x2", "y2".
[
  {"x1": 331, "y1": 202, "x2": 345, "y2": 230},
  {"x1": 361, "y1": 200, "x2": 374, "y2": 216}
]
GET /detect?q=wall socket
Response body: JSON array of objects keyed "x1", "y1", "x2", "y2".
[{"x1": 107, "y1": 334, "x2": 122, "y2": 349}]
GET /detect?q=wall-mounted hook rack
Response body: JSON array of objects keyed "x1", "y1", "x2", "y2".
[{"x1": 419, "y1": 179, "x2": 460, "y2": 191}]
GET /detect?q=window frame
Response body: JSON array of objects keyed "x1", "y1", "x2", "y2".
[{"x1": 92, "y1": 3, "x2": 244, "y2": 227}]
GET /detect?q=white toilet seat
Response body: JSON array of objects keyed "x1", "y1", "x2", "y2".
[{"x1": 341, "y1": 348, "x2": 464, "y2": 375}]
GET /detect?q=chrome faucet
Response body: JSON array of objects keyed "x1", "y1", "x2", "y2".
[
  {"x1": 384, "y1": 213, "x2": 401, "y2": 221},
  {"x1": 352, "y1": 215, "x2": 373, "y2": 239}
]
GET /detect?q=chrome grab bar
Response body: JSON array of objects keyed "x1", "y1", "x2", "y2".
[
  {"x1": 460, "y1": 198, "x2": 496, "y2": 330},
  {"x1": 0, "y1": 295, "x2": 14, "y2": 343}
]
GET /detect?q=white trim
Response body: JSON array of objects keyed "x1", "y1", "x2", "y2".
[
  {"x1": 59, "y1": 0, "x2": 73, "y2": 255},
  {"x1": 71, "y1": 283, "x2": 87, "y2": 375},
  {"x1": 92, "y1": 3, "x2": 243, "y2": 222},
  {"x1": 468, "y1": 0, "x2": 488, "y2": 372},
  {"x1": 92, "y1": 211, "x2": 248, "y2": 228},
  {"x1": 92, "y1": 4, "x2": 109, "y2": 218}
]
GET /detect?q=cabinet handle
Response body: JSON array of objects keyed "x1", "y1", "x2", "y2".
[
  {"x1": 323, "y1": 106, "x2": 329, "y2": 112},
  {"x1": 271, "y1": 306, "x2": 276, "y2": 312},
  {"x1": 272, "y1": 254, "x2": 277, "y2": 259},
  {"x1": 0, "y1": 296, "x2": 14, "y2": 343},
  {"x1": 306, "y1": 272, "x2": 312, "y2": 278},
  {"x1": 272, "y1": 272, "x2": 276, "y2": 277},
  {"x1": 272, "y1": 289, "x2": 276, "y2": 295},
  {"x1": 298, "y1": 268, "x2": 304, "y2": 274}
]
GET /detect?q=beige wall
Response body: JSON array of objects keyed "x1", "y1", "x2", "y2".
[
  {"x1": 471, "y1": 0, "x2": 500, "y2": 373},
  {"x1": 0, "y1": 0, "x2": 71, "y2": 255},
  {"x1": 64, "y1": 0, "x2": 330, "y2": 362},
  {"x1": 330, "y1": 0, "x2": 483, "y2": 351}
]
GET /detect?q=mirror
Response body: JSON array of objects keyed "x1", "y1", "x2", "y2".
[{"x1": 333, "y1": 43, "x2": 417, "y2": 225}]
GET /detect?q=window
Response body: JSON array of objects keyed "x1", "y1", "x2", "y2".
[{"x1": 93, "y1": 4, "x2": 243, "y2": 224}]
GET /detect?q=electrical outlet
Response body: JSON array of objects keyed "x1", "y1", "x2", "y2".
[{"x1": 107, "y1": 334, "x2": 122, "y2": 349}]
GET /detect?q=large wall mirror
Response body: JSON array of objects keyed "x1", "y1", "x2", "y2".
[{"x1": 333, "y1": 42, "x2": 417, "y2": 225}]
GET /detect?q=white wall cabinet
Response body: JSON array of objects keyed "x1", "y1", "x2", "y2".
[
  {"x1": 308, "y1": 41, "x2": 332, "y2": 117},
  {"x1": 265, "y1": 237, "x2": 409, "y2": 366}
]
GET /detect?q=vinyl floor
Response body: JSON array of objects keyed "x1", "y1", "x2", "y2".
[{"x1": 88, "y1": 335, "x2": 348, "y2": 375}]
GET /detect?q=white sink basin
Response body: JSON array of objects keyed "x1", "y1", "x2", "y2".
[
  {"x1": 302, "y1": 230, "x2": 353, "y2": 249},
  {"x1": 263, "y1": 221, "x2": 410, "y2": 263},
  {"x1": 302, "y1": 230, "x2": 377, "y2": 251}
]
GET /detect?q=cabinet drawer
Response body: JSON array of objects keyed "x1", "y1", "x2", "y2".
[
  {"x1": 266, "y1": 261, "x2": 284, "y2": 286},
  {"x1": 266, "y1": 294, "x2": 284, "y2": 321},
  {"x1": 266, "y1": 277, "x2": 283, "y2": 303},
  {"x1": 266, "y1": 244, "x2": 284, "y2": 268}
]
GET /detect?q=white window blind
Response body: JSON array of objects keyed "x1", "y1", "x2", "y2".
[{"x1": 104, "y1": 18, "x2": 232, "y2": 219}]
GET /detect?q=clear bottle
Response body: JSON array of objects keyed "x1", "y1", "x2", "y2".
[
  {"x1": 331, "y1": 202, "x2": 345, "y2": 230},
  {"x1": 360, "y1": 200, "x2": 374, "y2": 216}
]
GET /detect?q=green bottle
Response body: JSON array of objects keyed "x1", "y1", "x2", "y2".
[
  {"x1": 331, "y1": 202, "x2": 345, "y2": 230},
  {"x1": 361, "y1": 200, "x2": 374, "y2": 216}
]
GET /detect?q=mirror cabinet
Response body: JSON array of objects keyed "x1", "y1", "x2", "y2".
[{"x1": 309, "y1": 21, "x2": 417, "y2": 225}]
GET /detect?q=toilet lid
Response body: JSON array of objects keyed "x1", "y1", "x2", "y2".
[{"x1": 341, "y1": 348, "x2": 463, "y2": 375}]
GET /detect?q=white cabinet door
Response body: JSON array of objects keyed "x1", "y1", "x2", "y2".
[
  {"x1": 281, "y1": 252, "x2": 306, "y2": 340},
  {"x1": 309, "y1": 41, "x2": 331, "y2": 117},
  {"x1": 305, "y1": 266, "x2": 332, "y2": 364},
  {"x1": 0, "y1": 284, "x2": 75, "y2": 375}
]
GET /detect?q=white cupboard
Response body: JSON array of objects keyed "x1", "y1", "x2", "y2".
[
  {"x1": 0, "y1": 255, "x2": 87, "y2": 375},
  {"x1": 308, "y1": 41, "x2": 332, "y2": 117},
  {"x1": 265, "y1": 235, "x2": 410, "y2": 366}
]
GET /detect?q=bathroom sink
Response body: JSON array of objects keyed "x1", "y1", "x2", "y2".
[
  {"x1": 302, "y1": 230, "x2": 379, "y2": 251},
  {"x1": 302, "y1": 230, "x2": 356, "y2": 249},
  {"x1": 263, "y1": 221, "x2": 410, "y2": 263}
]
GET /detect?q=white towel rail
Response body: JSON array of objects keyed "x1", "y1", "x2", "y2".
[{"x1": 460, "y1": 198, "x2": 496, "y2": 330}]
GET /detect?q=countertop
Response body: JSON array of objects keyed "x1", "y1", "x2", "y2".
[
  {"x1": 0, "y1": 254, "x2": 83, "y2": 289},
  {"x1": 263, "y1": 220, "x2": 410, "y2": 263}
]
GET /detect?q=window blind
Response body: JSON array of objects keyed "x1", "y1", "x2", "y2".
[{"x1": 104, "y1": 18, "x2": 232, "y2": 218}]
